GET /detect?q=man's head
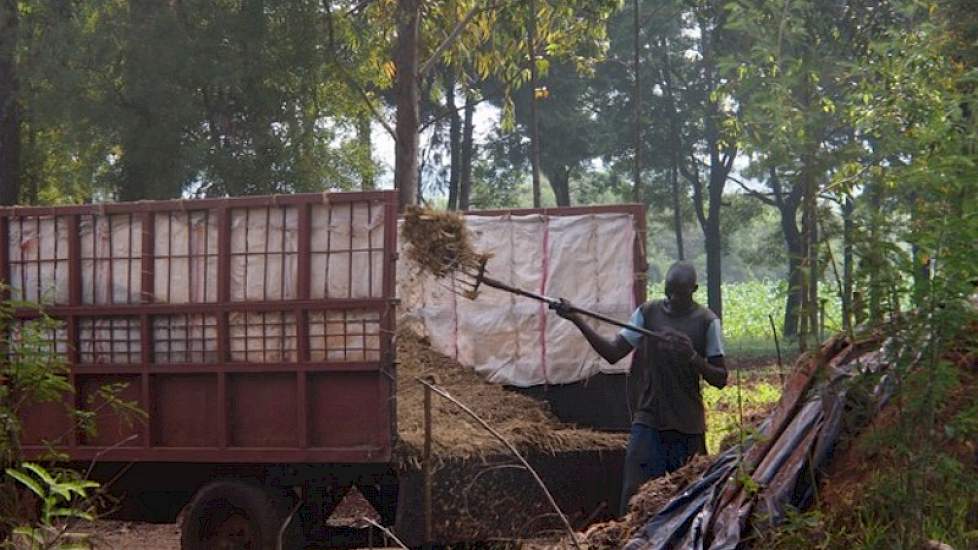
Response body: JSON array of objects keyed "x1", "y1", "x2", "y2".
[{"x1": 664, "y1": 261, "x2": 698, "y2": 313}]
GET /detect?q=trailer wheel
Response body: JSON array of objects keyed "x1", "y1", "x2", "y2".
[{"x1": 180, "y1": 481, "x2": 300, "y2": 550}]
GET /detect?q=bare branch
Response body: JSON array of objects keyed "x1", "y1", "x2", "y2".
[
  {"x1": 358, "y1": 517, "x2": 410, "y2": 549},
  {"x1": 721, "y1": 149, "x2": 736, "y2": 174},
  {"x1": 417, "y1": 377, "x2": 582, "y2": 550},
  {"x1": 731, "y1": 174, "x2": 776, "y2": 206},
  {"x1": 768, "y1": 166, "x2": 784, "y2": 207},
  {"x1": 680, "y1": 154, "x2": 708, "y2": 228},
  {"x1": 419, "y1": 1, "x2": 492, "y2": 79},
  {"x1": 420, "y1": 91, "x2": 495, "y2": 132},
  {"x1": 276, "y1": 499, "x2": 303, "y2": 550},
  {"x1": 345, "y1": 0, "x2": 375, "y2": 16},
  {"x1": 324, "y1": 0, "x2": 396, "y2": 140}
]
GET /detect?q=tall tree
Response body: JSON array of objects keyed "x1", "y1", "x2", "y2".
[
  {"x1": 393, "y1": 0, "x2": 421, "y2": 207},
  {"x1": 726, "y1": 0, "x2": 896, "y2": 340},
  {"x1": 527, "y1": 0, "x2": 543, "y2": 207},
  {"x1": 15, "y1": 0, "x2": 376, "y2": 202},
  {"x1": 589, "y1": 1, "x2": 689, "y2": 251},
  {"x1": 357, "y1": 0, "x2": 619, "y2": 209},
  {"x1": 673, "y1": 0, "x2": 737, "y2": 319},
  {"x1": 484, "y1": 57, "x2": 601, "y2": 207},
  {"x1": 459, "y1": 93, "x2": 476, "y2": 209}
]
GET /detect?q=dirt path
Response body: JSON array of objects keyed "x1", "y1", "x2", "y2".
[{"x1": 81, "y1": 520, "x2": 180, "y2": 550}]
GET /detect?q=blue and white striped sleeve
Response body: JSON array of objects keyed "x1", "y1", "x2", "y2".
[
  {"x1": 618, "y1": 307, "x2": 645, "y2": 348},
  {"x1": 705, "y1": 319, "x2": 725, "y2": 357}
]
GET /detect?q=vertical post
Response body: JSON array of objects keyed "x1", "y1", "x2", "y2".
[
  {"x1": 66, "y1": 214, "x2": 82, "y2": 448},
  {"x1": 0, "y1": 215, "x2": 8, "y2": 299},
  {"x1": 768, "y1": 313, "x2": 784, "y2": 388},
  {"x1": 819, "y1": 298, "x2": 826, "y2": 344},
  {"x1": 216, "y1": 206, "x2": 231, "y2": 449},
  {"x1": 632, "y1": 0, "x2": 642, "y2": 204},
  {"x1": 296, "y1": 203, "x2": 310, "y2": 448},
  {"x1": 632, "y1": 204, "x2": 648, "y2": 309},
  {"x1": 383, "y1": 196, "x2": 398, "y2": 442},
  {"x1": 423, "y1": 376, "x2": 433, "y2": 550},
  {"x1": 140, "y1": 211, "x2": 155, "y2": 448},
  {"x1": 0, "y1": 215, "x2": 8, "y2": 368}
]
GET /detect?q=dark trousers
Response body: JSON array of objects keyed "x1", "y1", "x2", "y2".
[{"x1": 619, "y1": 424, "x2": 706, "y2": 516}]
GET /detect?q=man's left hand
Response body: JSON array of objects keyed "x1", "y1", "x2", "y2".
[{"x1": 662, "y1": 330, "x2": 695, "y2": 360}]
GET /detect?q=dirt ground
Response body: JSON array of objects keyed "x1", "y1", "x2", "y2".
[
  {"x1": 79, "y1": 489, "x2": 379, "y2": 549},
  {"x1": 79, "y1": 520, "x2": 181, "y2": 550}
]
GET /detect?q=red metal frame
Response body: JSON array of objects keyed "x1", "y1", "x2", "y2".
[{"x1": 5, "y1": 192, "x2": 398, "y2": 464}]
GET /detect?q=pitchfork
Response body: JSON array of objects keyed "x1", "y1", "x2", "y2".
[{"x1": 450, "y1": 256, "x2": 664, "y2": 341}]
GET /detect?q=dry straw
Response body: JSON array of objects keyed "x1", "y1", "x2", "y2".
[
  {"x1": 401, "y1": 207, "x2": 489, "y2": 279},
  {"x1": 394, "y1": 328, "x2": 626, "y2": 469}
]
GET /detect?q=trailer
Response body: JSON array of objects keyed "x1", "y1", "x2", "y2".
[
  {"x1": 5, "y1": 192, "x2": 647, "y2": 548},
  {"x1": 4, "y1": 191, "x2": 399, "y2": 549}
]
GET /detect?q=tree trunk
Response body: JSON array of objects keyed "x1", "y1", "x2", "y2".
[
  {"x1": 842, "y1": 193, "x2": 854, "y2": 332},
  {"x1": 867, "y1": 181, "x2": 883, "y2": 323},
  {"x1": 671, "y1": 163, "x2": 684, "y2": 260},
  {"x1": 527, "y1": 0, "x2": 542, "y2": 208},
  {"x1": 394, "y1": 0, "x2": 421, "y2": 210},
  {"x1": 632, "y1": 0, "x2": 642, "y2": 204},
  {"x1": 459, "y1": 94, "x2": 475, "y2": 210},
  {"x1": 548, "y1": 166, "x2": 571, "y2": 207},
  {"x1": 1, "y1": 0, "x2": 20, "y2": 206},
  {"x1": 797, "y1": 159, "x2": 819, "y2": 350},
  {"x1": 357, "y1": 114, "x2": 374, "y2": 190},
  {"x1": 704, "y1": 213, "x2": 722, "y2": 318},
  {"x1": 445, "y1": 71, "x2": 461, "y2": 210},
  {"x1": 698, "y1": 11, "x2": 731, "y2": 320},
  {"x1": 909, "y1": 192, "x2": 931, "y2": 306},
  {"x1": 806, "y1": 178, "x2": 818, "y2": 345},
  {"x1": 781, "y1": 201, "x2": 803, "y2": 337},
  {"x1": 119, "y1": 0, "x2": 184, "y2": 201},
  {"x1": 661, "y1": 40, "x2": 684, "y2": 260}
]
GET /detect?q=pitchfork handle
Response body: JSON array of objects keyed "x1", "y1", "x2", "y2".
[{"x1": 479, "y1": 275, "x2": 660, "y2": 339}]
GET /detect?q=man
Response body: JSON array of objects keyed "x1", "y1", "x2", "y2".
[{"x1": 552, "y1": 261, "x2": 727, "y2": 515}]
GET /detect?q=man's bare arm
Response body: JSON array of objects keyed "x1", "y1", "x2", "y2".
[
  {"x1": 692, "y1": 354, "x2": 728, "y2": 388},
  {"x1": 567, "y1": 316, "x2": 634, "y2": 364},
  {"x1": 552, "y1": 300, "x2": 634, "y2": 364}
]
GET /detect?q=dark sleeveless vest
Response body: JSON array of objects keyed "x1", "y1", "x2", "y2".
[{"x1": 627, "y1": 299, "x2": 718, "y2": 434}]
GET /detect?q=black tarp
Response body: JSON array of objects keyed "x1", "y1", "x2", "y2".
[{"x1": 625, "y1": 334, "x2": 893, "y2": 549}]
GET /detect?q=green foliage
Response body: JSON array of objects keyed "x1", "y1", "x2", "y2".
[
  {"x1": 0, "y1": 295, "x2": 147, "y2": 544},
  {"x1": 703, "y1": 376, "x2": 781, "y2": 453},
  {"x1": 640, "y1": 280, "x2": 844, "y2": 358},
  {"x1": 16, "y1": 0, "x2": 379, "y2": 202},
  {"x1": 0, "y1": 304, "x2": 72, "y2": 464},
  {"x1": 6, "y1": 462, "x2": 99, "y2": 549}
]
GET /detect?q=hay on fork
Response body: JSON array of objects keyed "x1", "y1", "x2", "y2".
[{"x1": 401, "y1": 207, "x2": 489, "y2": 279}]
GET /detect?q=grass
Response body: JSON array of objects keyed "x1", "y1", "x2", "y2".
[
  {"x1": 642, "y1": 279, "x2": 849, "y2": 361},
  {"x1": 703, "y1": 368, "x2": 783, "y2": 454}
]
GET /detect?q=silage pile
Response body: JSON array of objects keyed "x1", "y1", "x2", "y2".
[{"x1": 393, "y1": 328, "x2": 627, "y2": 468}]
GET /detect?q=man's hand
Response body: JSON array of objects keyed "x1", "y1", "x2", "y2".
[
  {"x1": 550, "y1": 298, "x2": 582, "y2": 323},
  {"x1": 660, "y1": 329, "x2": 695, "y2": 360}
]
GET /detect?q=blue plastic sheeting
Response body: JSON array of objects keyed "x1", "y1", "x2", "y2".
[{"x1": 624, "y1": 335, "x2": 892, "y2": 549}]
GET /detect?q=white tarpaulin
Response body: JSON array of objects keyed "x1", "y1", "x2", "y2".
[{"x1": 397, "y1": 211, "x2": 640, "y2": 387}]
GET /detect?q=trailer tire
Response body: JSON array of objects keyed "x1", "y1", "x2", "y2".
[{"x1": 180, "y1": 481, "x2": 300, "y2": 550}]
